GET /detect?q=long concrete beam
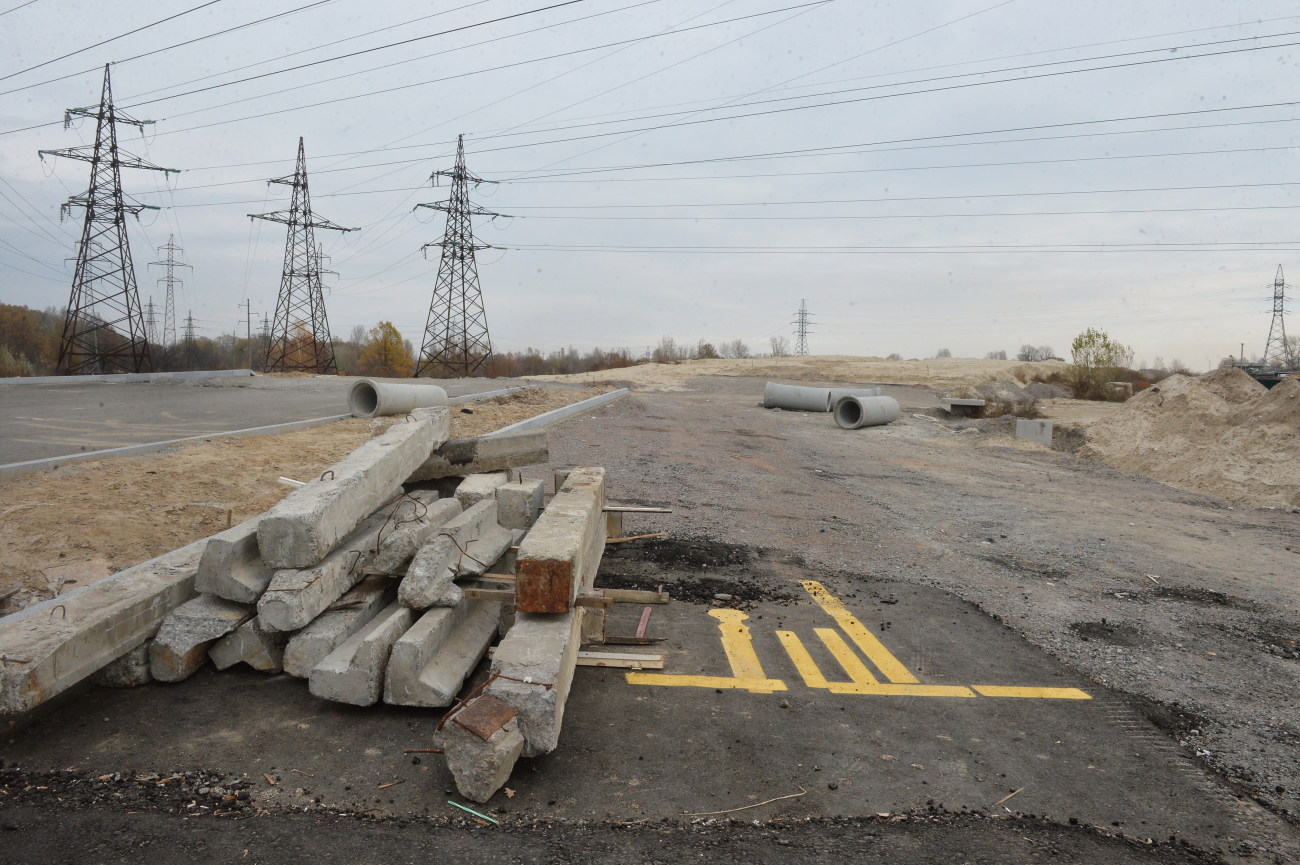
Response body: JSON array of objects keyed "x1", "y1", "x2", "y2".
[
  {"x1": 514, "y1": 467, "x2": 606, "y2": 614},
  {"x1": 0, "y1": 540, "x2": 205, "y2": 714}
]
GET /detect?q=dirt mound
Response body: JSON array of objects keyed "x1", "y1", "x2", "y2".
[
  {"x1": 1079, "y1": 369, "x2": 1299, "y2": 509},
  {"x1": 1024, "y1": 381, "x2": 1072, "y2": 400}
]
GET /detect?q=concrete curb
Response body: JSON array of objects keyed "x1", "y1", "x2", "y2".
[
  {"x1": 0, "y1": 414, "x2": 351, "y2": 484},
  {"x1": 485, "y1": 389, "x2": 630, "y2": 438},
  {"x1": 0, "y1": 369, "x2": 254, "y2": 386},
  {"x1": 448, "y1": 387, "x2": 523, "y2": 405}
]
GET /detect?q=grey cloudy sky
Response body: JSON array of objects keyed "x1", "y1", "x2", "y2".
[{"x1": 1, "y1": 0, "x2": 1297, "y2": 368}]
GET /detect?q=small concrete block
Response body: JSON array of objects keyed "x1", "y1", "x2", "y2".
[
  {"x1": 208, "y1": 617, "x2": 287, "y2": 673},
  {"x1": 308, "y1": 600, "x2": 415, "y2": 706},
  {"x1": 150, "y1": 594, "x2": 253, "y2": 682},
  {"x1": 258, "y1": 409, "x2": 449, "y2": 568},
  {"x1": 515, "y1": 468, "x2": 606, "y2": 614},
  {"x1": 580, "y1": 606, "x2": 606, "y2": 644},
  {"x1": 408, "y1": 430, "x2": 548, "y2": 482},
  {"x1": 399, "y1": 500, "x2": 496, "y2": 609},
  {"x1": 486, "y1": 608, "x2": 585, "y2": 756},
  {"x1": 1015, "y1": 418, "x2": 1054, "y2": 446},
  {"x1": 495, "y1": 479, "x2": 546, "y2": 532},
  {"x1": 367, "y1": 495, "x2": 461, "y2": 576},
  {"x1": 453, "y1": 472, "x2": 511, "y2": 509},
  {"x1": 258, "y1": 505, "x2": 396, "y2": 632},
  {"x1": 195, "y1": 516, "x2": 274, "y2": 604},
  {"x1": 282, "y1": 576, "x2": 395, "y2": 678},
  {"x1": 90, "y1": 643, "x2": 153, "y2": 688},
  {"x1": 444, "y1": 708, "x2": 524, "y2": 803},
  {"x1": 383, "y1": 601, "x2": 470, "y2": 706},
  {"x1": 409, "y1": 601, "x2": 501, "y2": 706}
]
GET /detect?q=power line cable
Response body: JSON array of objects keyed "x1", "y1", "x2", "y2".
[
  {"x1": 0, "y1": 0, "x2": 41, "y2": 16},
  {"x1": 0, "y1": 0, "x2": 227, "y2": 83}
]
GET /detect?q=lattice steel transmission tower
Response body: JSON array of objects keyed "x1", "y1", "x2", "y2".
[
  {"x1": 148, "y1": 235, "x2": 188, "y2": 349},
  {"x1": 249, "y1": 138, "x2": 355, "y2": 374},
  {"x1": 39, "y1": 65, "x2": 176, "y2": 374},
  {"x1": 414, "y1": 135, "x2": 505, "y2": 377},
  {"x1": 144, "y1": 297, "x2": 157, "y2": 345},
  {"x1": 181, "y1": 310, "x2": 198, "y2": 370},
  {"x1": 1262, "y1": 264, "x2": 1294, "y2": 368},
  {"x1": 792, "y1": 299, "x2": 813, "y2": 356}
]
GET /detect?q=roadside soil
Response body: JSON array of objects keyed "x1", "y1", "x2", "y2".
[{"x1": 0, "y1": 386, "x2": 604, "y2": 612}]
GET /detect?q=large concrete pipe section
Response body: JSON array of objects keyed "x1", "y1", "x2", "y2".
[
  {"x1": 833, "y1": 395, "x2": 901, "y2": 429},
  {"x1": 828, "y1": 386, "x2": 882, "y2": 403},
  {"x1": 763, "y1": 382, "x2": 836, "y2": 411},
  {"x1": 348, "y1": 380, "x2": 449, "y2": 418}
]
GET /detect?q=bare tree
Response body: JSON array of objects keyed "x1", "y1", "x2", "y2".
[
  {"x1": 1017, "y1": 344, "x2": 1055, "y2": 362},
  {"x1": 985, "y1": 349, "x2": 1007, "y2": 360},
  {"x1": 935, "y1": 348, "x2": 952, "y2": 358},
  {"x1": 769, "y1": 335, "x2": 790, "y2": 357},
  {"x1": 652, "y1": 336, "x2": 680, "y2": 363},
  {"x1": 721, "y1": 338, "x2": 751, "y2": 359}
]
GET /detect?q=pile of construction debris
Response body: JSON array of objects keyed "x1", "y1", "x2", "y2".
[{"x1": 0, "y1": 406, "x2": 641, "y2": 802}]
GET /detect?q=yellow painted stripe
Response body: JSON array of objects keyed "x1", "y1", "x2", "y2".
[
  {"x1": 625, "y1": 673, "x2": 786, "y2": 692},
  {"x1": 775, "y1": 631, "x2": 831, "y2": 689},
  {"x1": 972, "y1": 686, "x2": 1092, "y2": 700},
  {"x1": 815, "y1": 628, "x2": 880, "y2": 685},
  {"x1": 828, "y1": 683, "x2": 976, "y2": 697},
  {"x1": 708, "y1": 609, "x2": 768, "y2": 680},
  {"x1": 800, "y1": 581, "x2": 919, "y2": 684}
]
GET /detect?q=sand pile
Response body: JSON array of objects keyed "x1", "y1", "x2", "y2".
[
  {"x1": 1080, "y1": 368, "x2": 1300, "y2": 509},
  {"x1": 527, "y1": 355, "x2": 1068, "y2": 392}
]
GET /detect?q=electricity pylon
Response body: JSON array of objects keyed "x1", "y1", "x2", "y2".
[
  {"x1": 148, "y1": 235, "x2": 188, "y2": 348},
  {"x1": 144, "y1": 296, "x2": 157, "y2": 345},
  {"x1": 414, "y1": 134, "x2": 506, "y2": 377},
  {"x1": 181, "y1": 310, "x2": 198, "y2": 370},
  {"x1": 249, "y1": 138, "x2": 355, "y2": 374},
  {"x1": 792, "y1": 299, "x2": 813, "y2": 356},
  {"x1": 39, "y1": 64, "x2": 176, "y2": 374},
  {"x1": 1262, "y1": 265, "x2": 1294, "y2": 368}
]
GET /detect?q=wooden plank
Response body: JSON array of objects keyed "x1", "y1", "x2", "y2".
[
  {"x1": 603, "y1": 636, "x2": 666, "y2": 646},
  {"x1": 600, "y1": 588, "x2": 670, "y2": 605},
  {"x1": 603, "y1": 506, "x2": 672, "y2": 514},
  {"x1": 574, "y1": 592, "x2": 613, "y2": 609},
  {"x1": 576, "y1": 651, "x2": 664, "y2": 670},
  {"x1": 606, "y1": 532, "x2": 668, "y2": 544},
  {"x1": 461, "y1": 588, "x2": 515, "y2": 602}
]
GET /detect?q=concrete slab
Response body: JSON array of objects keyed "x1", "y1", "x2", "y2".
[
  {"x1": 486, "y1": 607, "x2": 585, "y2": 757},
  {"x1": 515, "y1": 467, "x2": 606, "y2": 614},
  {"x1": 383, "y1": 601, "x2": 470, "y2": 707},
  {"x1": 257, "y1": 408, "x2": 449, "y2": 568},
  {"x1": 194, "y1": 516, "x2": 274, "y2": 604},
  {"x1": 1015, "y1": 418, "x2": 1054, "y2": 446},
  {"x1": 452, "y1": 471, "x2": 511, "y2": 509},
  {"x1": 308, "y1": 600, "x2": 415, "y2": 707},
  {"x1": 408, "y1": 430, "x2": 549, "y2": 482},
  {"x1": 149, "y1": 594, "x2": 253, "y2": 682},
  {"x1": 495, "y1": 478, "x2": 546, "y2": 531},
  {"x1": 398, "y1": 500, "x2": 496, "y2": 609},
  {"x1": 367, "y1": 495, "x2": 462, "y2": 575},
  {"x1": 0, "y1": 539, "x2": 204, "y2": 713},
  {"x1": 405, "y1": 600, "x2": 501, "y2": 707},
  {"x1": 282, "y1": 576, "x2": 395, "y2": 678},
  {"x1": 208, "y1": 617, "x2": 287, "y2": 673}
]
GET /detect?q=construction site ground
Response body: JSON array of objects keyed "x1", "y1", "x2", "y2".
[{"x1": 2, "y1": 372, "x2": 1298, "y2": 864}]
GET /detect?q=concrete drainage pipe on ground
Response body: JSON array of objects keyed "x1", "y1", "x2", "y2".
[
  {"x1": 763, "y1": 382, "x2": 883, "y2": 412},
  {"x1": 348, "y1": 380, "x2": 449, "y2": 417},
  {"x1": 833, "y1": 395, "x2": 901, "y2": 429}
]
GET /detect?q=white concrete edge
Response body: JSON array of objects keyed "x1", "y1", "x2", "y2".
[
  {"x1": 484, "y1": 388, "x2": 631, "y2": 438},
  {"x1": 446, "y1": 386, "x2": 524, "y2": 405},
  {"x1": 0, "y1": 413, "x2": 351, "y2": 484},
  {"x1": 0, "y1": 369, "x2": 254, "y2": 386}
]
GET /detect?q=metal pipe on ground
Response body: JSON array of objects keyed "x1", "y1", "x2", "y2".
[
  {"x1": 763, "y1": 382, "x2": 883, "y2": 412},
  {"x1": 348, "y1": 380, "x2": 448, "y2": 418},
  {"x1": 833, "y1": 395, "x2": 901, "y2": 429}
]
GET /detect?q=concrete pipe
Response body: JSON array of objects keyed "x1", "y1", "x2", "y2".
[
  {"x1": 828, "y1": 386, "x2": 882, "y2": 403},
  {"x1": 763, "y1": 382, "x2": 835, "y2": 412},
  {"x1": 833, "y1": 395, "x2": 901, "y2": 430},
  {"x1": 348, "y1": 379, "x2": 449, "y2": 418}
]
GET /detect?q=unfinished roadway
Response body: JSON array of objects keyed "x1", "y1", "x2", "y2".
[{"x1": 1, "y1": 374, "x2": 1296, "y2": 865}]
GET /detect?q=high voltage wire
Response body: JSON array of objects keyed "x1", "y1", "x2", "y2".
[
  {"x1": 0, "y1": 0, "x2": 42, "y2": 16},
  {"x1": 145, "y1": 1, "x2": 834, "y2": 136},
  {"x1": 0, "y1": 0, "x2": 227, "y2": 82},
  {"x1": 0, "y1": 0, "x2": 342, "y2": 98}
]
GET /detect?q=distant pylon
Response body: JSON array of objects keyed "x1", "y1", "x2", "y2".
[
  {"x1": 181, "y1": 310, "x2": 198, "y2": 370},
  {"x1": 414, "y1": 134, "x2": 506, "y2": 377},
  {"x1": 39, "y1": 65, "x2": 176, "y2": 375},
  {"x1": 1262, "y1": 264, "x2": 1294, "y2": 368},
  {"x1": 249, "y1": 138, "x2": 355, "y2": 374},
  {"x1": 149, "y1": 235, "x2": 188, "y2": 348},
  {"x1": 792, "y1": 299, "x2": 813, "y2": 356},
  {"x1": 144, "y1": 297, "x2": 157, "y2": 345}
]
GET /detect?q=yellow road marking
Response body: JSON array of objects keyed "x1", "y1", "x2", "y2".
[
  {"x1": 800, "y1": 581, "x2": 919, "y2": 683},
  {"x1": 815, "y1": 627, "x2": 882, "y2": 684},
  {"x1": 829, "y1": 683, "x2": 977, "y2": 697},
  {"x1": 626, "y1": 608, "x2": 786, "y2": 693},
  {"x1": 775, "y1": 631, "x2": 831, "y2": 689},
  {"x1": 972, "y1": 686, "x2": 1092, "y2": 700}
]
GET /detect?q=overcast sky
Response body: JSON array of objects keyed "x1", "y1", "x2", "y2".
[{"x1": 1, "y1": 0, "x2": 1298, "y2": 368}]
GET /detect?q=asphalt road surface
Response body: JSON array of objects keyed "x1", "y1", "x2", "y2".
[
  {"x1": 0, "y1": 374, "x2": 531, "y2": 465},
  {"x1": 1, "y1": 374, "x2": 1295, "y2": 864}
]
